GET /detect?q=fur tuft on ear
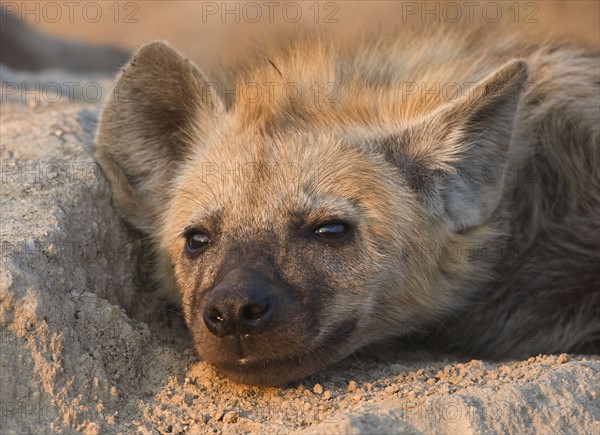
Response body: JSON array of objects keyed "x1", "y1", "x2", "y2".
[
  {"x1": 386, "y1": 59, "x2": 529, "y2": 232},
  {"x1": 95, "y1": 41, "x2": 224, "y2": 233}
]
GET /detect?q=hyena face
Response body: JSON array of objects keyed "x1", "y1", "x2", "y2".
[
  {"x1": 161, "y1": 130, "x2": 427, "y2": 384},
  {"x1": 96, "y1": 41, "x2": 527, "y2": 385}
]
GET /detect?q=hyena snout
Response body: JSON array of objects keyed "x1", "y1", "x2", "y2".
[{"x1": 203, "y1": 268, "x2": 277, "y2": 338}]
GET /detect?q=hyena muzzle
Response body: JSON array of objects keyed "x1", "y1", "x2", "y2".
[{"x1": 96, "y1": 25, "x2": 600, "y2": 385}]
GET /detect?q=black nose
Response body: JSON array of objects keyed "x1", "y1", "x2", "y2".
[{"x1": 203, "y1": 283, "x2": 276, "y2": 338}]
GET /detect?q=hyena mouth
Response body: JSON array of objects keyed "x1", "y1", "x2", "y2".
[{"x1": 210, "y1": 319, "x2": 358, "y2": 385}]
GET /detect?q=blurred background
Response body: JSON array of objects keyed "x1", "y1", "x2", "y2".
[{"x1": 1, "y1": 0, "x2": 598, "y2": 74}]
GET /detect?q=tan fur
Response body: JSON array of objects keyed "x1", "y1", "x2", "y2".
[{"x1": 96, "y1": 23, "x2": 599, "y2": 385}]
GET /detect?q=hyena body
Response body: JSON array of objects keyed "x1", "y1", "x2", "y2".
[{"x1": 96, "y1": 24, "x2": 600, "y2": 385}]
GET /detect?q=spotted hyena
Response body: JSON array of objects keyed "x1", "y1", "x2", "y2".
[{"x1": 96, "y1": 24, "x2": 599, "y2": 385}]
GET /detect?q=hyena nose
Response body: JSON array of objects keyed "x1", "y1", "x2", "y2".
[{"x1": 203, "y1": 284, "x2": 276, "y2": 338}]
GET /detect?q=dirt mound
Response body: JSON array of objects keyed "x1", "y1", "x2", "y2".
[{"x1": 1, "y1": 97, "x2": 599, "y2": 434}]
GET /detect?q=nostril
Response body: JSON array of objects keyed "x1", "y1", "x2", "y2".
[
  {"x1": 239, "y1": 297, "x2": 275, "y2": 336},
  {"x1": 206, "y1": 307, "x2": 224, "y2": 323},
  {"x1": 203, "y1": 306, "x2": 231, "y2": 337},
  {"x1": 242, "y1": 299, "x2": 271, "y2": 321}
]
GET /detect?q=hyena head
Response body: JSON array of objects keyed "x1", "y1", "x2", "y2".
[{"x1": 96, "y1": 41, "x2": 527, "y2": 385}]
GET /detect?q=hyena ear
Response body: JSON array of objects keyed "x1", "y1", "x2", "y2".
[
  {"x1": 393, "y1": 59, "x2": 528, "y2": 233},
  {"x1": 96, "y1": 41, "x2": 224, "y2": 233}
]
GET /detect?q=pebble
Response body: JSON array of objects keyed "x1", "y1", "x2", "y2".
[
  {"x1": 223, "y1": 412, "x2": 237, "y2": 423},
  {"x1": 313, "y1": 383, "x2": 323, "y2": 394},
  {"x1": 83, "y1": 422, "x2": 99, "y2": 435},
  {"x1": 46, "y1": 244, "x2": 56, "y2": 255},
  {"x1": 347, "y1": 380, "x2": 357, "y2": 392},
  {"x1": 384, "y1": 385, "x2": 398, "y2": 394}
]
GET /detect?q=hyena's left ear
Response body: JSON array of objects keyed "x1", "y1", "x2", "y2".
[
  {"x1": 390, "y1": 59, "x2": 528, "y2": 233},
  {"x1": 96, "y1": 41, "x2": 224, "y2": 234}
]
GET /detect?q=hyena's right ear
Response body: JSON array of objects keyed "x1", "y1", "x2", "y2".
[{"x1": 96, "y1": 41, "x2": 224, "y2": 233}]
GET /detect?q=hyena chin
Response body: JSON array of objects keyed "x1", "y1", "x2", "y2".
[{"x1": 96, "y1": 26, "x2": 599, "y2": 386}]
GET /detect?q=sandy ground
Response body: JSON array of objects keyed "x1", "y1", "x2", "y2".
[{"x1": 1, "y1": 1, "x2": 600, "y2": 433}]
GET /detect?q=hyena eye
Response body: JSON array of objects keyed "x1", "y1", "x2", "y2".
[
  {"x1": 185, "y1": 231, "x2": 211, "y2": 254},
  {"x1": 314, "y1": 222, "x2": 350, "y2": 239}
]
